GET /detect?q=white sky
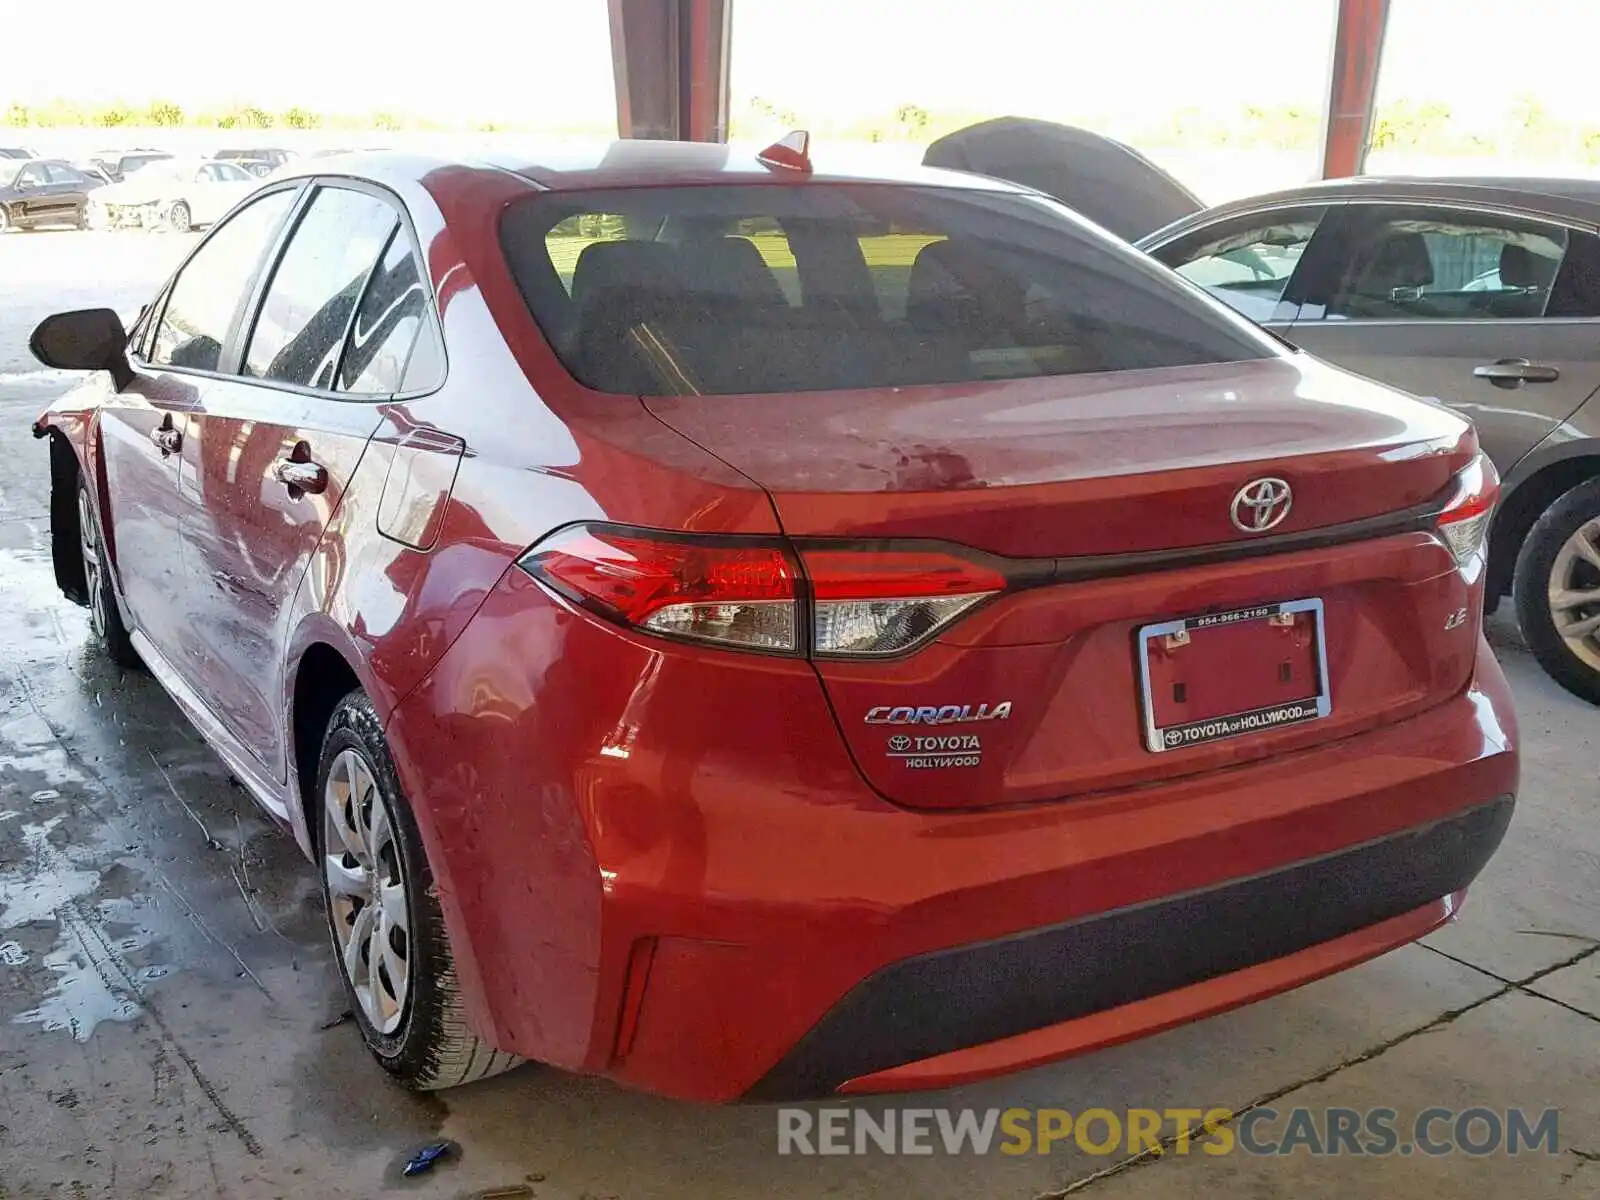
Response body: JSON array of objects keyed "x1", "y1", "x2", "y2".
[{"x1": 4, "y1": 0, "x2": 1599, "y2": 130}]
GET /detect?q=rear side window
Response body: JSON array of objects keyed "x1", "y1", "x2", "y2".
[
  {"x1": 242, "y1": 186, "x2": 398, "y2": 388},
  {"x1": 1316, "y1": 206, "x2": 1569, "y2": 321},
  {"x1": 501, "y1": 184, "x2": 1276, "y2": 396},
  {"x1": 339, "y1": 225, "x2": 434, "y2": 393},
  {"x1": 150, "y1": 189, "x2": 297, "y2": 372}
]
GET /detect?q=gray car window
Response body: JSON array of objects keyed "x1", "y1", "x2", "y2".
[
  {"x1": 1151, "y1": 207, "x2": 1326, "y2": 323},
  {"x1": 1315, "y1": 206, "x2": 1569, "y2": 322}
]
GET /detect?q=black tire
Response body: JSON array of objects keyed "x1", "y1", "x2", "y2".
[
  {"x1": 315, "y1": 689, "x2": 520, "y2": 1089},
  {"x1": 74, "y1": 201, "x2": 90, "y2": 232},
  {"x1": 76, "y1": 479, "x2": 141, "y2": 669},
  {"x1": 1513, "y1": 476, "x2": 1600, "y2": 705}
]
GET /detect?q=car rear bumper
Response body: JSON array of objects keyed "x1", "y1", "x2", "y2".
[
  {"x1": 385, "y1": 572, "x2": 1518, "y2": 1102},
  {"x1": 748, "y1": 798, "x2": 1509, "y2": 1099}
]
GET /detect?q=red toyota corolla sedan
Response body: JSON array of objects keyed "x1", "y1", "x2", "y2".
[{"x1": 30, "y1": 139, "x2": 1517, "y2": 1102}]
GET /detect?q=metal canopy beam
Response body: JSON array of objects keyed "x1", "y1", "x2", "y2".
[
  {"x1": 608, "y1": 0, "x2": 732, "y2": 142},
  {"x1": 1319, "y1": 0, "x2": 1390, "y2": 178}
]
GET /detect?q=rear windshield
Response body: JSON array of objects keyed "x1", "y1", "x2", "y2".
[{"x1": 499, "y1": 184, "x2": 1276, "y2": 397}]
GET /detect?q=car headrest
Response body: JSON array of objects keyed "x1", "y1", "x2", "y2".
[
  {"x1": 905, "y1": 240, "x2": 1026, "y2": 329},
  {"x1": 570, "y1": 240, "x2": 682, "y2": 311},
  {"x1": 1499, "y1": 242, "x2": 1554, "y2": 291},
  {"x1": 678, "y1": 236, "x2": 788, "y2": 306},
  {"x1": 1355, "y1": 230, "x2": 1435, "y2": 292}
]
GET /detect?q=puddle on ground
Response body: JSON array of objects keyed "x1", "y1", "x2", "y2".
[
  {"x1": 1, "y1": 810, "x2": 173, "y2": 1043},
  {"x1": 0, "y1": 816, "x2": 101, "y2": 927},
  {"x1": 11, "y1": 894, "x2": 166, "y2": 1042}
]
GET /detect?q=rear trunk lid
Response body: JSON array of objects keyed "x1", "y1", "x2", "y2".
[{"x1": 645, "y1": 356, "x2": 1482, "y2": 810}]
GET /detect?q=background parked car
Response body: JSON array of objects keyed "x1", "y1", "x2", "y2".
[
  {"x1": 0, "y1": 147, "x2": 39, "y2": 160},
  {"x1": 211, "y1": 148, "x2": 294, "y2": 177},
  {"x1": 0, "y1": 158, "x2": 102, "y2": 232},
  {"x1": 88, "y1": 157, "x2": 257, "y2": 232},
  {"x1": 1140, "y1": 178, "x2": 1600, "y2": 703},
  {"x1": 81, "y1": 148, "x2": 174, "y2": 183}
]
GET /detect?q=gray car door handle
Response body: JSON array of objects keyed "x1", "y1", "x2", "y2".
[
  {"x1": 1474, "y1": 359, "x2": 1560, "y2": 386},
  {"x1": 273, "y1": 458, "x2": 328, "y2": 495}
]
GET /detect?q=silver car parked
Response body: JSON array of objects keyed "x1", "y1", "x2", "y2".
[{"x1": 1141, "y1": 178, "x2": 1600, "y2": 705}]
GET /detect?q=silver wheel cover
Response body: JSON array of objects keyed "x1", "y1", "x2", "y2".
[
  {"x1": 323, "y1": 748, "x2": 411, "y2": 1035},
  {"x1": 1548, "y1": 515, "x2": 1600, "y2": 672}
]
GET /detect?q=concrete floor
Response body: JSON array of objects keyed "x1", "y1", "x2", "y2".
[{"x1": 0, "y1": 232, "x2": 1596, "y2": 1200}]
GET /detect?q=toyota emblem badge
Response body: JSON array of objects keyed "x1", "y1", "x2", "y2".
[{"x1": 1230, "y1": 477, "x2": 1293, "y2": 533}]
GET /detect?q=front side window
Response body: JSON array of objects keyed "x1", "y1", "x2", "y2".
[
  {"x1": 1319, "y1": 206, "x2": 1569, "y2": 321},
  {"x1": 501, "y1": 184, "x2": 1277, "y2": 397},
  {"x1": 17, "y1": 163, "x2": 46, "y2": 189},
  {"x1": 1148, "y1": 208, "x2": 1325, "y2": 323},
  {"x1": 149, "y1": 188, "x2": 297, "y2": 372},
  {"x1": 242, "y1": 186, "x2": 398, "y2": 388}
]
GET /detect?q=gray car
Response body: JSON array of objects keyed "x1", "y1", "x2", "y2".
[{"x1": 1140, "y1": 178, "x2": 1600, "y2": 705}]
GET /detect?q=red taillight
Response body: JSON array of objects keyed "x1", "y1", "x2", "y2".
[
  {"x1": 802, "y1": 549, "x2": 1007, "y2": 600},
  {"x1": 521, "y1": 526, "x2": 798, "y2": 652},
  {"x1": 519, "y1": 526, "x2": 1005, "y2": 656},
  {"x1": 801, "y1": 547, "x2": 1006, "y2": 656},
  {"x1": 1437, "y1": 453, "x2": 1498, "y2": 567}
]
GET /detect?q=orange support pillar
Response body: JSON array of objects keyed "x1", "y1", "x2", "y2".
[
  {"x1": 608, "y1": 0, "x2": 732, "y2": 142},
  {"x1": 1319, "y1": 0, "x2": 1390, "y2": 178}
]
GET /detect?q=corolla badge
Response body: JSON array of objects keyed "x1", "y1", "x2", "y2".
[
  {"x1": 1230, "y1": 477, "x2": 1293, "y2": 533},
  {"x1": 865, "y1": 702, "x2": 1012, "y2": 725}
]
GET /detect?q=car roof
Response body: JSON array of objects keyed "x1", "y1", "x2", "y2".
[
  {"x1": 1144, "y1": 174, "x2": 1600, "y2": 243},
  {"x1": 140, "y1": 157, "x2": 222, "y2": 172},
  {"x1": 271, "y1": 139, "x2": 1039, "y2": 197}
]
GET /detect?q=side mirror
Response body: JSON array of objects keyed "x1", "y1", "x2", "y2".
[
  {"x1": 30, "y1": 308, "x2": 133, "y2": 390},
  {"x1": 15, "y1": 177, "x2": 35, "y2": 191}
]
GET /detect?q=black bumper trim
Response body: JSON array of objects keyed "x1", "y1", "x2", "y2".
[{"x1": 747, "y1": 796, "x2": 1513, "y2": 1100}]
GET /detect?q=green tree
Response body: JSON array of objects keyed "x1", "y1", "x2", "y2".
[
  {"x1": 894, "y1": 103, "x2": 929, "y2": 138},
  {"x1": 145, "y1": 100, "x2": 184, "y2": 127},
  {"x1": 281, "y1": 106, "x2": 321, "y2": 130},
  {"x1": 95, "y1": 102, "x2": 138, "y2": 127},
  {"x1": 371, "y1": 111, "x2": 403, "y2": 132}
]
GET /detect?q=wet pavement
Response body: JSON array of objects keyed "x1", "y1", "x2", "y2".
[{"x1": 0, "y1": 231, "x2": 1596, "y2": 1199}]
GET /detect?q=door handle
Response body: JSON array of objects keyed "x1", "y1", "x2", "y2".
[
  {"x1": 149, "y1": 422, "x2": 182, "y2": 455},
  {"x1": 1473, "y1": 358, "x2": 1560, "y2": 387},
  {"x1": 273, "y1": 458, "x2": 328, "y2": 496}
]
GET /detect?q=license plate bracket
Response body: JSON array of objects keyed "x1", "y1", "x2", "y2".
[{"x1": 1137, "y1": 599, "x2": 1331, "y2": 753}]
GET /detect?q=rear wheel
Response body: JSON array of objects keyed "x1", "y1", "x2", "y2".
[
  {"x1": 316, "y1": 690, "x2": 520, "y2": 1089},
  {"x1": 1514, "y1": 476, "x2": 1600, "y2": 705},
  {"x1": 166, "y1": 200, "x2": 191, "y2": 234},
  {"x1": 0, "y1": 205, "x2": 11, "y2": 233},
  {"x1": 76, "y1": 480, "x2": 140, "y2": 668},
  {"x1": 74, "y1": 202, "x2": 90, "y2": 231}
]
